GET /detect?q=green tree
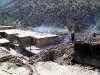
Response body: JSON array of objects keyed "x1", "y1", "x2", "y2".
[
  {"x1": 74, "y1": 24, "x2": 81, "y2": 32},
  {"x1": 5, "y1": 17, "x2": 17, "y2": 28}
]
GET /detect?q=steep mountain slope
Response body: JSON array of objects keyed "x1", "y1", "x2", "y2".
[{"x1": 0, "y1": 0, "x2": 100, "y2": 29}]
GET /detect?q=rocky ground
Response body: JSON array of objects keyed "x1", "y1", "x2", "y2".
[
  {"x1": 33, "y1": 61, "x2": 100, "y2": 75},
  {"x1": 0, "y1": 41, "x2": 100, "y2": 75}
]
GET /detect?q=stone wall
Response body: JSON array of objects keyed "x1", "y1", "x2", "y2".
[{"x1": 74, "y1": 41, "x2": 100, "y2": 68}]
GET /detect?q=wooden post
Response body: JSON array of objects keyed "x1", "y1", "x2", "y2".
[{"x1": 30, "y1": 36, "x2": 32, "y2": 59}]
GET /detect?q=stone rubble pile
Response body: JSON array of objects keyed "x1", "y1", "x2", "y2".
[{"x1": 32, "y1": 43, "x2": 74, "y2": 65}]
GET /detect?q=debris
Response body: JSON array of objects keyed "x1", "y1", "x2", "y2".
[
  {"x1": 32, "y1": 43, "x2": 74, "y2": 65},
  {"x1": 2, "y1": 69, "x2": 13, "y2": 74},
  {"x1": 74, "y1": 33, "x2": 100, "y2": 68}
]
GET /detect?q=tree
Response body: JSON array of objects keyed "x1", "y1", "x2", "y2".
[
  {"x1": 5, "y1": 17, "x2": 17, "y2": 28},
  {"x1": 74, "y1": 24, "x2": 81, "y2": 32}
]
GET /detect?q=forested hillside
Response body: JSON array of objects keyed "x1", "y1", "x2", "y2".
[{"x1": 0, "y1": 0, "x2": 100, "y2": 31}]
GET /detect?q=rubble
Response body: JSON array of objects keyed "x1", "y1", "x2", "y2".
[
  {"x1": 32, "y1": 43, "x2": 74, "y2": 65},
  {"x1": 74, "y1": 33, "x2": 100, "y2": 68},
  {"x1": 1, "y1": 26, "x2": 100, "y2": 75},
  {"x1": 0, "y1": 46, "x2": 33, "y2": 75}
]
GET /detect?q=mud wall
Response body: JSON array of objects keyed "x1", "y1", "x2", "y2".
[
  {"x1": 74, "y1": 41, "x2": 100, "y2": 56},
  {"x1": 5, "y1": 33, "x2": 17, "y2": 42},
  {"x1": 0, "y1": 32, "x2": 5, "y2": 38},
  {"x1": 74, "y1": 41, "x2": 100, "y2": 68},
  {"x1": 36, "y1": 38, "x2": 50, "y2": 47},
  {"x1": 17, "y1": 36, "x2": 31, "y2": 46},
  {"x1": 0, "y1": 26, "x2": 13, "y2": 30},
  {"x1": 36, "y1": 36, "x2": 59, "y2": 47},
  {"x1": 0, "y1": 43, "x2": 10, "y2": 49}
]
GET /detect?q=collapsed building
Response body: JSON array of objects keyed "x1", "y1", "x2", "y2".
[
  {"x1": 31, "y1": 32, "x2": 100, "y2": 68},
  {"x1": 1, "y1": 26, "x2": 100, "y2": 69}
]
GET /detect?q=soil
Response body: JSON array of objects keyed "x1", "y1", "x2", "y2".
[{"x1": 0, "y1": 39, "x2": 100, "y2": 75}]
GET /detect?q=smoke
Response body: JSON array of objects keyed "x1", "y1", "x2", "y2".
[
  {"x1": 95, "y1": 17, "x2": 100, "y2": 30},
  {"x1": 33, "y1": 24, "x2": 56, "y2": 33},
  {"x1": 85, "y1": 17, "x2": 100, "y2": 34},
  {"x1": 33, "y1": 24, "x2": 69, "y2": 33}
]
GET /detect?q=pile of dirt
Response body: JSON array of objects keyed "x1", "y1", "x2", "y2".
[
  {"x1": 1, "y1": 39, "x2": 100, "y2": 75},
  {"x1": 32, "y1": 43, "x2": 74, "y2": 65},
  {"x1": 0, "y1": 47, "x2": 33, "y2": 75}
]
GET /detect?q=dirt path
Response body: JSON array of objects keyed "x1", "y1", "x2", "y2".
[{"x1": 34, "y1": 61, "x2": 100, "y2": 75}]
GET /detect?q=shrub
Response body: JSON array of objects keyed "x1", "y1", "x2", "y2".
[{"x1": 74, "y1": 24, "x2": 81, "y2": 32}]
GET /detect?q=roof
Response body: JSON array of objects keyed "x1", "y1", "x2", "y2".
[
  {"x1": 0, "y1": 26, "x2": 13, "y2": 27},
  {"x1": 31, "y1": 33, "x2": 58, "y2": 39},
  {"x1": 0, "y1": 29, "x2": 59, "y2": 39},
  {"x1": 0, "y1": 29, "x2": 25, "y2": 35},
  {"x1": 0, "y1": 38, "x2": 10, "y2": 44},
  {"x1": 18, "y1": 32, "x2": 58, "y2": 39}
]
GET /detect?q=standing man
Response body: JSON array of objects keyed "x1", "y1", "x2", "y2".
[{"x1": 71, "y1": 31, "x2": 75, "y2": 41}]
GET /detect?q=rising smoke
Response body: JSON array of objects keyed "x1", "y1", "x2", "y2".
[
  {"x1": 95, "y1": 17, "x2": 100, "y2": 30},
  {"x1": 85, "y1": 17, "x2": 100, "y2": 34},
  {"x1": 33, "y1": 24, "x2": 55, "y2": 33},
  {"x1": 33, "y1": 24, "x2": 69, "y2": 33},
  {"x1": 33, "y1": 17, "x2": 100, "y2": 34}
]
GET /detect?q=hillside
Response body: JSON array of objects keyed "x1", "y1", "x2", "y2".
[{"x1": 0, "y1": 0, "x2": 100, "y2": 31}]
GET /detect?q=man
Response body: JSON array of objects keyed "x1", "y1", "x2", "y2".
[{"x1": 71, "y1": 31, "x2": 75, "y2": 41}]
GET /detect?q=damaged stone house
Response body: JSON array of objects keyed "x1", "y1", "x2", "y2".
[{"x1": 0, "y1": 26, "x2": 59, "y2": 55}]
